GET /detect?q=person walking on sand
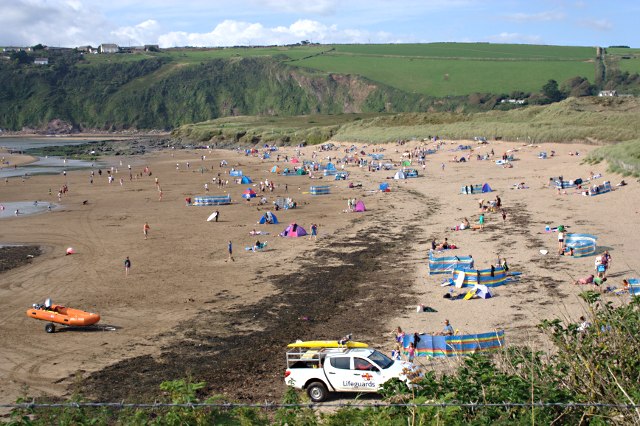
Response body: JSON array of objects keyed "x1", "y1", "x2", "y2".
[
  {"x1": 478, "y1": 213, "x2": 485, "y2": 231},
  {"x1": 124, "y1": 256, "x2": 131, "y2": 277},
  {"x1": 309, "y1": 223, "x2": 318, "y2": 240},
  {"x1": 143, "y1": 222, "x2": 150, "y2": 239},
  {"x1": 226, "y1": 240, "x2": 234, "y2": 262}
]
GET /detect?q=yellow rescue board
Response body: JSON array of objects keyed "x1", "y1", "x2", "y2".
[{"x1": 287, "y1": 340, "x2": 369, "y2": 348}]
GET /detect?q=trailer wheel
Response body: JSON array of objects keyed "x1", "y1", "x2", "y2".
[
  {"x1": 306, "y1": 381, "x2": 328, "y2": 402},
  {"x1": 45, "y1": 323, "x2": 55, "y2": 333}
]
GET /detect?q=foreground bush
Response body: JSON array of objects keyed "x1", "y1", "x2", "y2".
[{"x1": 5, "y1": 296, "x2": 639, "y2": 425}]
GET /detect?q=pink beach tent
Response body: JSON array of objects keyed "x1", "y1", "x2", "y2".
[
  {"x1": 354, "y1": 200, "x2": 366, "y2": 212},
  {"x1": 280, "y1": 223, "x2": 307, "y2": 237},
  {"x1": 242, "y1": 188, "x2": 257, "y2": 199}
]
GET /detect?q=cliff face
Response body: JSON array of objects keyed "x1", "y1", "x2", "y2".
[{"x1": 0, "y1": 57, "x2": 426, "y2": 131}]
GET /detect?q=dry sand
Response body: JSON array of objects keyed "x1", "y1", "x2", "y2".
[{"x1": 0, "y1": 139, "x2": 638, "y2": 404}]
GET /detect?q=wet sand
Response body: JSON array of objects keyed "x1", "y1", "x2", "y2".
[{"x1": 0, "y1": 139, "x2": 638, "y2": 404}]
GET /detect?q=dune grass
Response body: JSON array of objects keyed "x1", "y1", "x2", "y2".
[
  {"x1": 333, "y1": 97, "x2": 640, "y2": 144},
  {"x1": 175, "y1": 97, "x2": 640, "y2": 148},
  {"x1": 586, "y1": 139, "x2": 640, "y2": 177}
]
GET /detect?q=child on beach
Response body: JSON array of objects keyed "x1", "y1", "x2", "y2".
[
  {"x1": 407, "y1": 342, "x2": 416, "y2": 362},
  {"x1": 124, "y1": 257, "x2": 131, "y2": 277}
]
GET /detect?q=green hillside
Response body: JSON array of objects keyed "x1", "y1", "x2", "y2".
[{"x1": 0, "y1": 42, "x2": 638, "y2": 131}]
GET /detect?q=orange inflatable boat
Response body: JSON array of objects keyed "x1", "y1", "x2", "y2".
[{"x1": 27, "y1": 300, "x2": 100, "y2": 333}]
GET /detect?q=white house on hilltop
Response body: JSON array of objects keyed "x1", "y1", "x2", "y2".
[{"x1": 99, "y1": 43, "x2": 119, "y2": 54}]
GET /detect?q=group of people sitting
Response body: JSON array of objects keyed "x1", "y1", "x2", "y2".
[{"x1": 432, "y1": 238, "x2": 457, "y2": 250}]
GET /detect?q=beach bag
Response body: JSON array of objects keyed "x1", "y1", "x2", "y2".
[{"x1": 597, "y1": 265, "x2": 606, "y2": 273}]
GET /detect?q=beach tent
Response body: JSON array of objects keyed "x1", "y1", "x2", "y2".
[
  {"x1": 280, "y1": 223, "x2": 307, "y2": 237},
  {"x1": 291, "y1": 158, "x2": 300, "y2": 164},
  {"x1": 230, "y1": 170, "x2": 243, "y2": 177},
  {"x1": 241, "y1": 176, "x2": 253, "y2": 184},
  {"x1": 271, "y1": 165, "x2": 281, "y2": 173},
  {"x1": 258, "y1": 211, "x2": 278, "y2": 224},
  {"x1": 481, "y1": 183, "x2": 492, "y2": 193},
  {"x1": 325, "y1": 162, "x2": 336, "y2": 171},
  {"x1": 402, "y1": 160, "x2": 411, "y2": 167},
  {"x1": 629, "y1": 278, "x2": 640, "y2": 296},
  {"x1": 379, "y1": 183, "x2": 389, "y2": 191},
  {"x1": 297, "y1": 168, "x2": 307, "y2": 175},
  {"x1": 394, "y1": 171, "x2": 406, "y2": 180},
  {"x1": 474, "y1": 285, "x2": 493, "y2": 299},
  {"x1": 242, "y1": 188, "x2": 257, "y2": 199},
  {"x1": 354, "y1": 200, "x2": 366, "y2": 212}
]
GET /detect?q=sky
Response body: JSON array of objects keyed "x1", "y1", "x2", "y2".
[{"x1": 0, "y1": 0, "x2": 637, "y2": 48}]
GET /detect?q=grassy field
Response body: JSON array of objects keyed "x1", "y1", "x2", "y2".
[
  {"x1": 292, "y1": 55, "x2": 595, "y2": 96},
  {"x1": 606, "y1": 47, "x2": 640, "y2": 56},
  {"x1": 76, "y1": 43, "x2": 599, "y2": 96},
  {"x1": 331, "y1": 43, "x2": 595, "y2": 60},
  {"x1": 615, "y1": 57, "x2": 640, "y2": 74},
  {"x1": 79, "y1": 45, "x2": 327, "y2": 66}
]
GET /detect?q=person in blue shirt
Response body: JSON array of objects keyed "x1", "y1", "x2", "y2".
[{"x1": 435, "y1": 319, "x2": 455, "y2": 336}]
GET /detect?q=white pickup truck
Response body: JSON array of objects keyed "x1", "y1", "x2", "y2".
[{"x1": 284, "y1": 345, "x2": 420, "y2": 402}]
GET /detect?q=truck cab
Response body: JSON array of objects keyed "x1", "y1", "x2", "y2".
[{"x1": 284, "y1": 346, "x2": 420, "y2": 402}]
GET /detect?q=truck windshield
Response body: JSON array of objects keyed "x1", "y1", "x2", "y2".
[{"x1": 368, "y1": 350, "x2": 394, "y2": 369}]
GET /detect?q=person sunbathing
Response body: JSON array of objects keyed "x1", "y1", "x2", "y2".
[{"x1": 574, "y1": 274, "x2": 594, "y2": 285}]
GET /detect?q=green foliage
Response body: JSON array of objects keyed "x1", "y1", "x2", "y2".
[
  {"x1": 6, "y1": 292, "x2": 640, "y2": 426},
  {"x1": 542, "y1": 79, "x2": 564, "y2": 103},
  {"x1": 159, "y1": 378, "x2": 206, "y2": 404}
]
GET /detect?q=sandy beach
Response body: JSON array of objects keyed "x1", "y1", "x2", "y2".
[{"x1": 0, "y1": 139, "x2": 638, "y2": 404}]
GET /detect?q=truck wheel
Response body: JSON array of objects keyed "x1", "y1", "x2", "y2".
[
  {"x1": 307, "y1": 382, "x2": 328, "y2": 403},
  {"x1": 45, "y1": 323, "x2": 55, "y2": 333}
]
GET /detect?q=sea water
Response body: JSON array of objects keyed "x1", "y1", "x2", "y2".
[
  {"x1": 0, "y1": 201, "x2": 58, "y2": 219},
  {"x1": 0, "y1": 137, "x2": 104, "y2": 179}
]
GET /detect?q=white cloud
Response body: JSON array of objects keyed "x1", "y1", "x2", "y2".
[
  {"x1": 486, "y1": 32, "x2": 543, "y2": 44},
  {"x1": 504, "y1": 11, "x2": 565, "y2": 22},
  {"x1": 111, "y1": 20, "x2": 161, "y2": 46},
  {"x1": 157, "y1": 19, "x2": 392, "y2": 47},
  {"x1": 257, "y1": 0, "x2": 338, "y2": 15},
  {"x1": 577, "y1": 18, "x2": 612, "y2": 31}
]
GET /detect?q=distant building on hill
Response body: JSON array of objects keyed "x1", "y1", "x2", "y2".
[
  {"x1": 598, "y1": 90, "x2": 618, "y2": 97},
  {"x1": 34, "y1": 57, "x2": 49, "y2": 65},
  {"x1": 99, "y1": 43, "x2": 119, "y2": 54},
  {"x1": 500, "y1": 98, "x2": 526, "y2": 104}
]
